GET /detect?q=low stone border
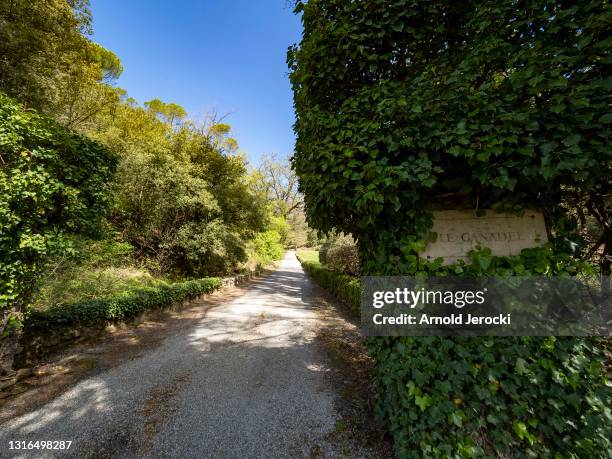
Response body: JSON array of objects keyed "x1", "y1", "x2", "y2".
[{"x1": 221, "y1": 269, "x2": 261, "y2": 288}]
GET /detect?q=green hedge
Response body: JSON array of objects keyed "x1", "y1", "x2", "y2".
[
  {"x1": 25, "y1": 278, "x2": 222, "y2": 328},
  {"x1": 297, "y1": 256, "x2": 360, "y2": 315},
  {"x1": 368, "y1": 336, "x2": 610, "y2": 457},
  {"x1": 298, "y1": 254, "x2": 611, "y2": 456}
]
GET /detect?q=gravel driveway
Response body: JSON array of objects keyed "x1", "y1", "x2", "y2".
[{"x1": 0, "y1": 252, "x2": 374, "y2": 458}]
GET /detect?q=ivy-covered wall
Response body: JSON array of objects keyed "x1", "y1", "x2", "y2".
[{"x1": 289, "y1": 1, "x2": 611, "y2": 456}]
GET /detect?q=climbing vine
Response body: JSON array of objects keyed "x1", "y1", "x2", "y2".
[{"x1": 289, "y1": 0, "x2": 611, "y2": 456}]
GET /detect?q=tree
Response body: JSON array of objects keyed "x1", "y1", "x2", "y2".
[
  {"x1": 104, "y1": 101, "x2": 267, "y2": 276},
  {"x1": 0, "y1": 0, "x2": 126, "y2": 134},
  {"x1": 253, "y1": 154, "x2": 302, "y2": 219},
  {"x1": 289, "y1": 0, "x2": 610, "y2": 455},
  {"x1": 54, "y1": 42, "x2": 124, "y2": 130},
  {"x1": 249, "y1": 153, "x2": 308, "y2": 247},
  {"x1": 0, "y1": 0, "x2": 93, "y2": 111},
  {"x1": 144, "y1": 98, "x2": 187, "y2": 127}
]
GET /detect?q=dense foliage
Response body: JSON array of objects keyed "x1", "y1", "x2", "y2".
[
  {"x1": 289, "y1": 0, "x2": 610, "y2": 273},
  {"x1": 0, "y1": 91, "x2": 117, "y2": 374},
  {"x1": 253, "y1": 230, "x2": 285, "y2": 264},
  {"x1": 319, "y1": 233, "x2": 361, "y2": 276},
  {"x1": 0, "y1": 0, "x2": 124, "y2": 126},
  {"x1": 1, "y1": 0, "x2": 272, "y2": 282},
  {"x1": 289, "y1": 0, "x2": 611, "y2": 456},
  {"x1": 104, "y1": 106, "x2": 267, "y2": 276},
  {"x1": 299, "y1": 252, "x2": 610, "y2": 456}
]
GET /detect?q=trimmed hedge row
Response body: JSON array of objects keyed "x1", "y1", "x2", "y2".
[
  {"x1": 25, "y1": 278, "x2": 222, "y2": 328},
  {"x1": 297, "y1": 256, "x2": 360, "y2": 315}
]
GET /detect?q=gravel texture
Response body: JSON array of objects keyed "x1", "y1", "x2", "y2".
[{"x1": 0, "y1": 252, "x2": 375, "y2": 458}]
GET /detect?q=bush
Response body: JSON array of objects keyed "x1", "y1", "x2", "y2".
[
  {"x1": 25, "y1": 277, "x2": 221, "y2": 328},
  {"x1": 253, "y1": 230, "x2": 285, "y2": 265},
  {"x1": 296, "y1": 255, "x2": 360, "y2": 315},
  {"x1": 320, "y1": 233, "x2": 360, "y2": 276},
  {"x1": 169, "y1": 220, "x2": 248, "y2": 276}
]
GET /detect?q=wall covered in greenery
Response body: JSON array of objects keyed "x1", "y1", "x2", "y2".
[{"x1": 289, "y1": 1, "x2": 611, "y2": 456}]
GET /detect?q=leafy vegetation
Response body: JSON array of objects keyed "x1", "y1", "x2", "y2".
[
  {"x1": 289, "y1": 0, "x2": 611, "y2": 456},
  {"x1": 319, "y1": 233, "x2": 360, "y2": 276},
  {"x1": 26, "y1": 277, "x2": 221, "y2": 328},
  {"x1": 29, "y1": 239, "x2": 164, "y2": 310},
  {"x1": 296, "y1": 250, "x2": 360, "y2": 314},
  {"x1": 253, "y1": 231, "x2": 285, "y2": 265},
  {"x1": 0, "y1": 91, "x2": 117, "y2": 374},
  {"x1": 299, "y1": 250, "x2": 611, "y2": 457},
  {"x1": 104, "y1": 108, "x2": 271, "y2": 277},
  {"x1": 0, "y1": 0, "x2": 124, "y2": 127}
]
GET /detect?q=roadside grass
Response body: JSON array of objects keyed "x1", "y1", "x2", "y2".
[
  {"x1": 296, "y1": 248, "x2": 319, "y2": 264},
  {"x1": 303, "y1": 252, "x2": 393, "y2": 456},
  {"x1": 30, "y1": 266, "x2": 169, "y2": 311},
  {"x1": 29, "y1": 238, "x2": 170, "y2": 312}
]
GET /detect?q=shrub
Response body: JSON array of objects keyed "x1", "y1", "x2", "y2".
[
  {"x1": 319, "y1": 232, "x2": 342, "y2": 264},
  {"x1": 253, "y1": 230, "x2": 285, "y2": 264},
  {"x1": 169, "y1": 220, "x2": 248, "y2": 276},
  {"x1": 25, "y1": 277, "x2": 221, "y2": 328},
  {"x1": 321, "y1": 233, "x2": 360, "y2": 276}
]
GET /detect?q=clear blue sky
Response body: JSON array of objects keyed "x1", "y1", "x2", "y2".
[{"x1": 90, "y1": 0, "x2": 302, "y2": 165}]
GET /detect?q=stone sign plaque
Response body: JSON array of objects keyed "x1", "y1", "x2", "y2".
[{"x1": 422, "y1": 210, "x2": 548, "y2": 264}]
